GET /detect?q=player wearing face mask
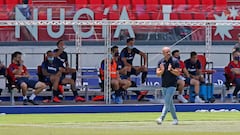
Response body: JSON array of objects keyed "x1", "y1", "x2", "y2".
[
  {"x1": 119, "y1": 38, "x2": 148, "y2": 85},
  {"x1": 226, "y1": 50, "x2": 240, "y2": 103},
  {"x1": 41, "y1": 50, "x2": 85, "y2": 103}
]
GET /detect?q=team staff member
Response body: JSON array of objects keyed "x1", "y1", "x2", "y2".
[
  {"x1": 41, "y1": 50, "x2": 85, "y2": 103},
  {"x1": 8, "y1": 51, "x2": 46, "y2": 105},
  {"x1": 100, "y1": 46, "x2": 131, "y2": 104},
  {"x1": 156, "y1": 47, "x2": 180, "y2": 125},
  {"x1": 120, "y1": 38, "x2": 148, "y2": 84}
]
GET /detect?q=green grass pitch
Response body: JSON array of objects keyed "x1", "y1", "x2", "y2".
[{"x1": 0, "y1": 112, "x2": 240, "y2": 135}]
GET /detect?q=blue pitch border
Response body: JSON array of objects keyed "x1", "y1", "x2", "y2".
[{"x1": 0, "y1": 104, "x2": 240, "y2": 114}]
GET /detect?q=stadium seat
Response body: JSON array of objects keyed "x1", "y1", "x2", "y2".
[
  {"x1": 193, "y1": 13, "x2": 206, "y2": 20},
  {"x1": 179, "y1": 13, "x2": 193, "y2": 20},
  {"x1": 170, "y1": 13, "x2": 179, "y2": 20},
  {"x1": 103, "y1": 0, "x2": 117, "y2": 7},
  {"x1": 118, "y1": 0, "x2": 131, "y2": 5},
  {"x1": 145, "y1": 0, "x2": 159, "y2": 12},
  {"x1": 137, "y1": 13, "x2": 150, "y2": 20},
  {"x1": 108, "y1": 11, "x2": 120, "y2": 20},
  {"x1": 0, "y1": 0, "x2": 4, "y2": 5},
  {"x1": 215, "y1": 0, "x2": 227, "y2": 5},
  {"x1": 151, "y1": 12, "x2": 163, "y2": 20},
  {"x1": 89, "y1": 0, "x2": 103, "y2": 10},
  {"x1": 201, "y1": 0, "x2": 214, "y2": 5},
  {"x1": 173, "y1": 0, "x2": 186, "y2": 5},
  {"x1": 187, "y1": 0, "x2": 200, "y2": 5},
  {"x1": 75, "y1": 0, "x2": 88, "y2": 8},
  {"x1": 160, "y1": 0, "x2": 173, "y2": 5}
]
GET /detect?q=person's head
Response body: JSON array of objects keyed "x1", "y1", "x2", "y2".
[
  {"x1": 12, "y1": 51, "x2": 22, "y2": 63},
  {"x1": 162, "y1": 47, "x2": 171, "y2": 59},
  {"x1": 56, "y1": 39, "x2": 65, "y2": 49},
  {"x1": 172, "y1": 50, "x2": 180, "y2": 60},
  {"x1": 126, "y1": 37, "x2": 135, "y2": 49},
  {"x1": 22, "y1": 0, "x2": 28, "y2": 4},
  {"x1": 232, "y1": 50, "x2": 240, "y2": 61},
  {"x1": 46, "y1": 50, "x2": 54, "y2": 63},
  {"x1": 190, "y1": 51, "x2": 198, "y2": 63},
  {"x1": 111, "y1": 45, "x2": 119, "y2": 57}
]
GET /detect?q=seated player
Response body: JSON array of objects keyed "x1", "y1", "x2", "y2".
[
  {"x1": 8, "y1": 51, "x2": 46, "y2": 105},
  {"x1": 41, "y1": 50, "x2": 85, "y2": 103},
  {"x1": 184, "y1": 51, "x2": 205, "y2": 83},
  {"x1": 54, "y1": 40, "x2": 77, "y2": 82},
  {"x1": 172, "y1": 50, "x2": 204, "y2": 103}
]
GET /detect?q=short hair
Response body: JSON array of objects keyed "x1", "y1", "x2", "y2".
[
  {"x1": 172, "y1": 50, "x2": 179, "y2": 56},
  {"x1": 232, "y1": 50, "x2": 239, "y2": 55},
  {"x1": 126, "y1": 37, "x2": 134, "y2": 43},
  {"x1": 190, "y1": 51, "x2": 197, "y2": 58},
  {"x1": 12, "y1": 51, "x2": 22, "y2": 61},
  {"x1": 23, "y1": 0, "x2": 28, "y2": 4},
  {"x1": 56, "y1": 39, "x2": 63, "y2": 46},
  {"x1": 46, "y1": 50, "x2": 52, "y2": 54},
  {"x1": 111, "y1": 45, "x2": 118, "y2": 52}
]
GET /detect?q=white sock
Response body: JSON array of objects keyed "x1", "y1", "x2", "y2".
[
  {"x1": 29, "y1": 94, "x2": 36, "y2": 100},
  {"x1": 23, "y1": 96, "x2": 27, "y2": 100}
]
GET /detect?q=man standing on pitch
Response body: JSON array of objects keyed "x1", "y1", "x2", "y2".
[{"x1": 156, "y1": 47, "x2": 180, "y2": 125}]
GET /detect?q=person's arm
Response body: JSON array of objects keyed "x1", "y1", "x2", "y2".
[
  {"x1": 168, "y1": 63, "x2": 181, "y2": 76},
  {"x1": 139, "y1": 51, "x2": 147, "y2": 67},
  {"x1": 156, "y1": 63, "x2": 165, "y2": 76},
  {"x1": 182, "y1": 68, "x2": 190, "y2": 78}
]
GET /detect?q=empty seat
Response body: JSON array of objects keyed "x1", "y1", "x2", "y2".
[
  {"x1": 193, "y1": 13, "x2": 206, "y2": 20},
  {"x1": 179, "y1": 13, "x2": 193, "y2": 20},
  {"x1": 215, "y1": 0, "x2": 227, "y2": 5},
  {"x1": 202, "y1": 0, "x2": 214, "y2": 5},
  {"x1": 103, "y1": 0, "x2": 117, "y2": 7},
  {"x1": 151, "y1": 12, "x2": 163, "y2": 20},
  {"x1": 146, "y1": 0, "x2": 159, "y2": 12},
  {"x1": 160, "y1": 0, "x2": 173, "y2": 5},
  {"x1": 137, "y1": 13, "x2": 150, "y2": 20},
  {"x1": 173, "y1": 0, "x2": 186, "y2": 5},
  {"x1": 187, "y1": 0, "x2": 200, "y2": 5},
  {"x1": 118, "y1": 0, "x2": 131, "y2": 5},
  {"x1": 0, "y1": 0, "x2": 4, "y2": 5},
  {"x1": 75, "y1": 0, "x2": 88, "y2": 8}
]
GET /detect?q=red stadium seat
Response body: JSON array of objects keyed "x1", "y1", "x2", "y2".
[
  {"x1": 173, "y1": 0, "x2": 186, "y2": 5},
  {"x1": 137, "y1": 13, "x2": 150, "y2": 20},
  {"x1": 187, "y1": 0, "x2": 200, "y2": 5},
  {"x1": 193, "y1": 13, "x2": 206, "y2": 20},
  {"x1": 146, "y1": 0, "x2": 159, "y2": 12},
  {"x1": 118, "y1": 0, "x2": 131, "y2": 5},
  {"x1": 108, "y1": 11, "x2": 120, "y2": 20},
  {"x1": 170, "y1": 13, "x2": 179, "y2": 20},
  {"x1": 103, "y1": 0, "x2": 117, "y2": 7},
  {"x1": 151, "y1": 12, "x2": 163, "y2": 20},
  {"x1": 202, "y1": 0, "x2": 214, "y2": 5},
  {"x1": 75, "y1": 0, "x2": 88, "y2": 8},
  {"x1": 0, "y1": 0, "x2": 4, "y2": 5},
  {"x1": 160, "y1": 0, "x2": 173, "y2": 5},
  {"x1": 179, "y1": 14, "x2": 193, "y2": 20},
  {"x1": 215, "y1": 0, "x2": 227, "y2": 5}
]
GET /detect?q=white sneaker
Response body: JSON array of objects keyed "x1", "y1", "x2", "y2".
[
  {"x1": 172, "y1": 119, "x2": 178, "y2": 125},
  {"x1": 195, "y1": 96, "x2": 205, "y2": 103},
  {"x1": 177, "y1": 95, "x2": 188, "y2": 103},
  {"x1": 156, "y1": 117, "x2": 163, "y2": 125},
  {"x1": 232, "y1": 96, "x2": 238, "y2": 103}
]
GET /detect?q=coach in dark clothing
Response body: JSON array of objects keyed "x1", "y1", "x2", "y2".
[{"x1": 155, "y1": 47, "x2": 180, "y2": 125}]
